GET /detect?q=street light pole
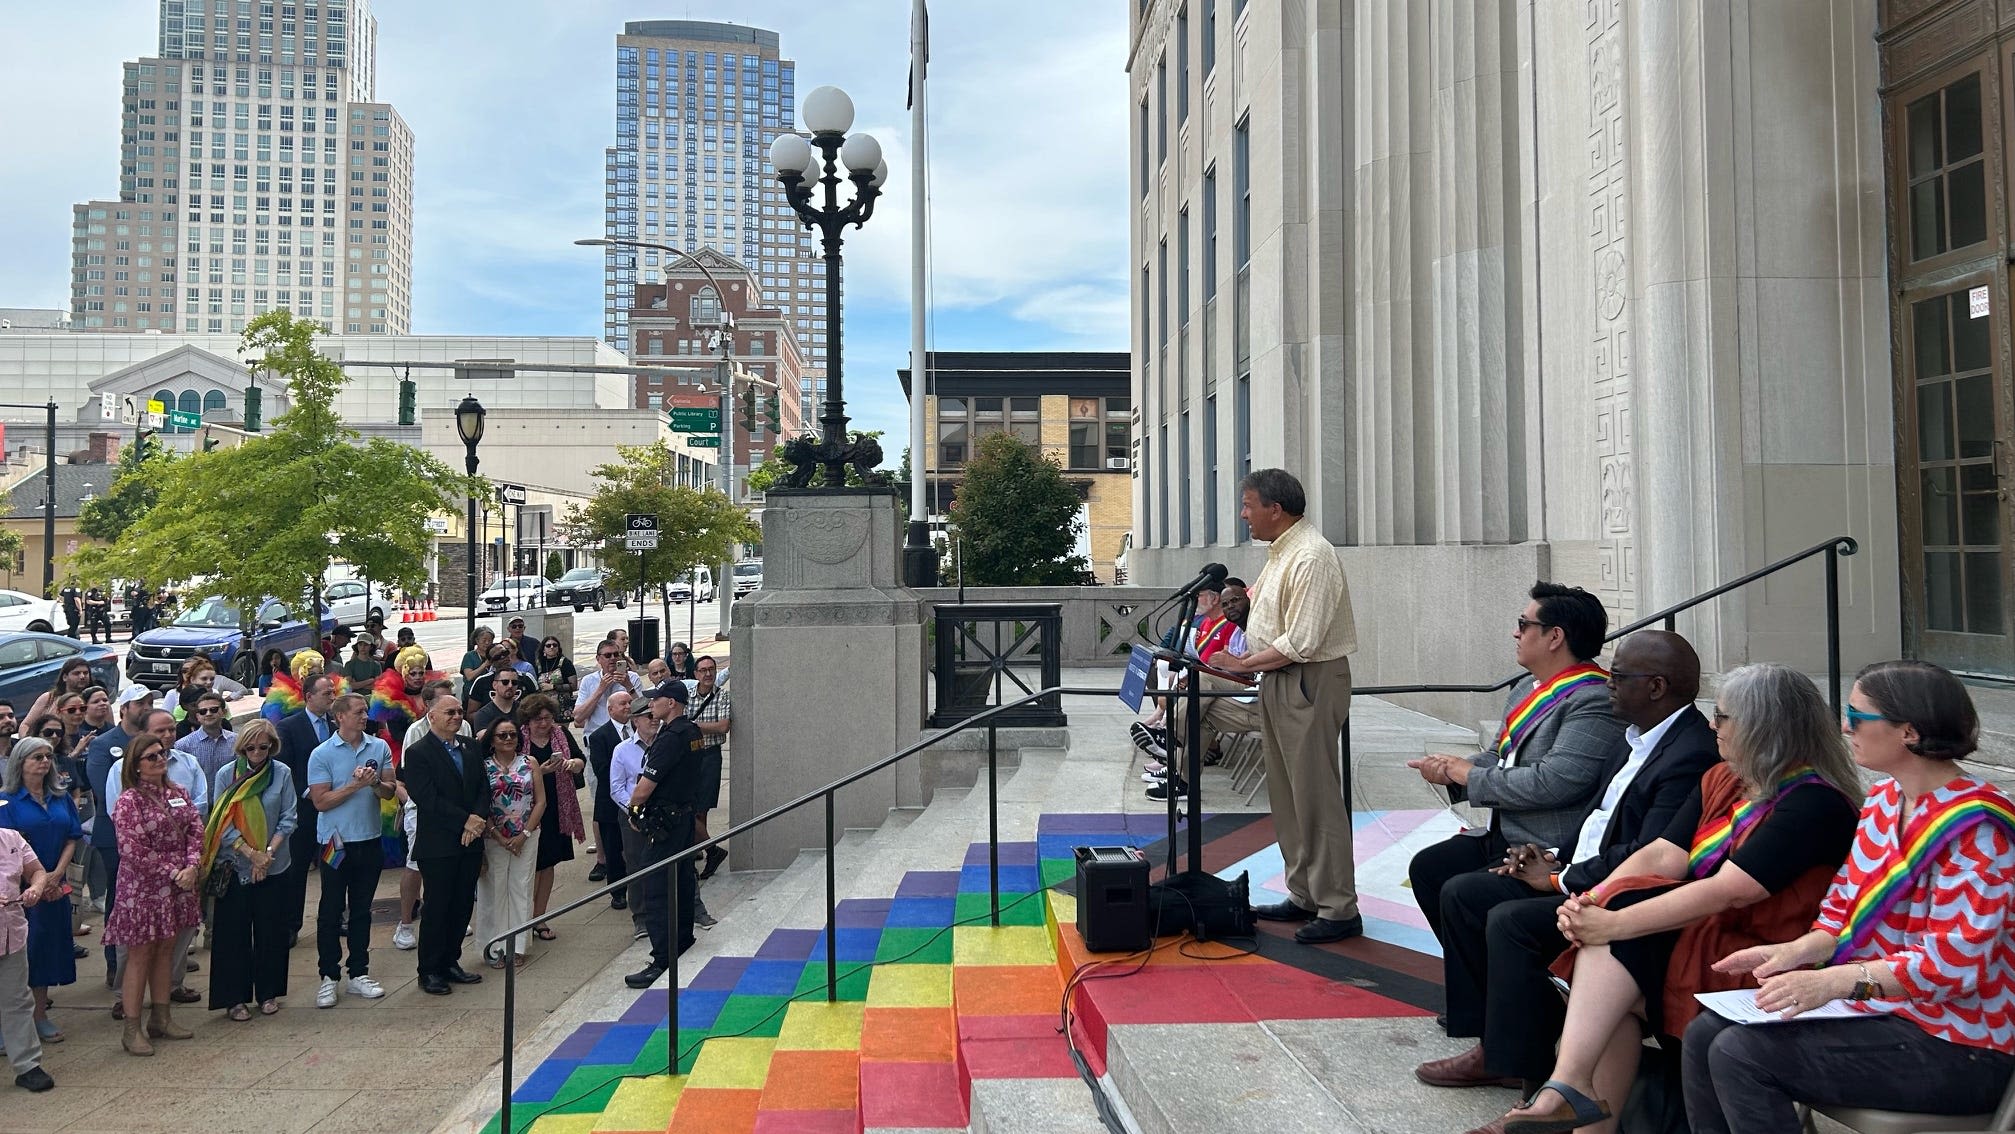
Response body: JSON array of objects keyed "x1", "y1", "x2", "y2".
[
  {"x1": 0, "y1": 401, "x2": 65, "y2": 597},
  {"x1": 455, "y1": 396, "x2": 487, "y2": 648},
  {"x1": 770, "y1": 86, "x2": 888, "y2": 487}
]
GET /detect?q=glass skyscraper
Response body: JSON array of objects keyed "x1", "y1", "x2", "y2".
[{"x1": 604, "y1": 20, "x2": 828, "y2": 408}]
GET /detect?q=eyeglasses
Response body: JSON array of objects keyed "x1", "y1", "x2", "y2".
[
  {"x1": 1843, "y1": 705, "x2": 1903, "y2": 732},
  {"x1": 60, "y1": 706, "x2": 83, "y2": 715},
  {"x1": 38, "y1": 729, "x2": 64, "y2": 739},
  {"x1": 544, "y1": 642, "x2": 560, "y2": 649},
  {"x1": 599, "y1": 651, "x2": 620, "y2": 660},
  {"x1": 1712, "y1": 710, "x2": 1733, "y2": 726},
  {"x1": 492, "y1": 730, "x2": 520, "y2": 741},
  {"x1": 242, "y1": 742, "x2": 275, "y2": 753},
  {"x1": 23, "y1": 752, "x2": 51, "y2": 760},
  {"x1": 138, "y1": 752, "x2": 167, "y2": 764},
  {"x1": 1515, "y1": 617, "x2": 1551, "y2": 635},
  {"x1": 1606, "y1": 670, "x2": 1660, "y2": 685},
  {"x1": 195, "y1": 706, "x2": 222, "y2": 716}
]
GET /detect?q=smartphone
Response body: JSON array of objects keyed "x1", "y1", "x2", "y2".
[{"x1": 365, "y1": 759, "x2": 379, "y2": 773}]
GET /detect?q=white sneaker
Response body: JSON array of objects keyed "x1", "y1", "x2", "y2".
[
  {"x1": 316, "y1": 977, "x2": 339, "y2": 1008},
  {"x1": 392, "y1": 923, "x2": 416, "y2": 951},
  {"x1": 345, "y1": 975, "x2": 385, "y2": 1000}
]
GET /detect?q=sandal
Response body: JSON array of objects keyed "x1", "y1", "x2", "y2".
[
  {"x1": 259, "y1": 999, "x2": 280, "y2": 1016},
  {"x1": 227, "y1": 1004, "x2": 252, "y2": 1022},
  {"x1": 532, "y1": 925, "x2": 557, "y2": 941},
  {"x1": 1503, "y1": 1080, "x2": 1611, "y2": 1134}
]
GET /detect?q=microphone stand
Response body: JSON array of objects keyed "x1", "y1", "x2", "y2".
[{"x1": 1159, "y1": 588, "x2": 1204, "y2": 876}]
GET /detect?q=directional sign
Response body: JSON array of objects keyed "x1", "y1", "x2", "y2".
[
  {"x1": 669, "y1": 407, "x2": 720, "y2": 432},
  {"x1": 687, "y1": 435, "x2": 721, "y2": 449},
  {"x1": 626, "y1": 513, "x2": 659, "y2": 532},
  {"x1": 168, "y1": 409, "x2": 202, "y2": 430},
  {"x1": 424, "y1": 517, "x2": 451, "y2": 534},
  {"x1": 145, "y1": 399, "x2": 166, "y2": 415},
  {"x1": 498, "y1": 482, "x2": 528, "y2": 506}
]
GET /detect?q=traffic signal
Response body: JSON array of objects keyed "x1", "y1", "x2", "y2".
[
  {"x1": 763, "y1": 394, "x2": 781, "y2": 434},
  {"x1": 243, "y1": 385, "x2": 263, "y2": 432},
  {"x1": 201, "y1": 429, "x2": 219, "y2": 452},
  {"x1": 398, "y1": 378, "x2": 417, "y2": 426},
  {"x1": 740, "y1": 385, "x2": 759, "y2": 433},
  {"x1": 136, "y1": 429, "x2": 158, "y2": 460}
]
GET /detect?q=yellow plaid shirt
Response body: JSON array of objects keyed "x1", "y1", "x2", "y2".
[{"x1": 1246, "y1": 516, "x2": 1356, "y2": 664}]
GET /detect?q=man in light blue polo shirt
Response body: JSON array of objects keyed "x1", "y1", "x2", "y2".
[{"x1": 306, "y1": 692, "x2": 395, "y2": 1009}]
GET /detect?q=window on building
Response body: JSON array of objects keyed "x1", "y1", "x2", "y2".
[
  {"x1": 1234, "y1": 115, "x2": 1252, "y2": 374},
  {"x1": 1178, "y1": 411, "x2": 1191, "y2": 545},
  {"x1": 691, "y1": 284, "x2": 722, "y2": 325},
  {"x1": 1204, "y1": 0, "x2": 1216, "y2": 77},
  {"x1": 1138, "y1": 97, "x2": 1150, "y2": 197},
  {"x1": 1177, "y1": 7, "x2": 1189, "y2": 124},
  {"x1": 1234, "y1": 375, "x2": 1251, "y2": 542},
  {"x1": 1155, "y1": 56, "x2": 1167, "y2": 165},
  {"x1": 1203, "y1": 393, "x2": 1219, "y2": 543},
  {"x1": 1906, "y1": 73, "x2": 1987, "y2": 261}
]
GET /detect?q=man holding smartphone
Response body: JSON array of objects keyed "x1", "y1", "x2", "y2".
[
  {"x1": 574, "y1": 636, "x2": 645, "y2": 734},
  {"x1": 306, "y1": 693, "x2": 395, "y2": 1009}
]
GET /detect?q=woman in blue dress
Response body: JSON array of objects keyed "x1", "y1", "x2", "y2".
[{"x1": 0, "y1": 737, "x2": 82, "y2": 1043}]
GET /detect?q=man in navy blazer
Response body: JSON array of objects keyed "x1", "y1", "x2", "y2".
[
  {"x1": 274, "y1": 672, "x2": 339, "y2": 946},
  {"x1": 1415, "y1": 630, "x2": 1720, "y2": 1096},
  {"x1": 401, "y1": 692, "x2": 491, "y2": 995}
]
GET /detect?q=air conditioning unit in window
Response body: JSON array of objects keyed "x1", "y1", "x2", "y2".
[{"x1": 1106, "y1": 457, "x2": 1132, "y2": 471}]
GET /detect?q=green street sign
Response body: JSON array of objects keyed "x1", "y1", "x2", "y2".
[
  {"x1": 669, "y1": 407, "x2": 721, "y2": 432},
  {"x1": 687, "y1": 435, "x2": 721, "y2": 449},
  {"x1": 168, "y1": 409, "x2": 202, "y2": 430}
]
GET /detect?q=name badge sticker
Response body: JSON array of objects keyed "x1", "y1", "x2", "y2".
[{"x1": 168, "y1": 797, "x2": 188, "y2": 808}]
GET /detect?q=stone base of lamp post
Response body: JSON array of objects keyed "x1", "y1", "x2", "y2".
[{"x1": 726, "y1": 487, "x2": 924, "y2": 869}]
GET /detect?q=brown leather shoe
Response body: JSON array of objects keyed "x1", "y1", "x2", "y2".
[{"x1": 1415, "y1": 1044, "x2": 1524, "y2": 1089}]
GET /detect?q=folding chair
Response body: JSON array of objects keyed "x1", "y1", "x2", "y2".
[{"x1": 1800, "y1": 1070, "x2": 2015, "y2": 1134}]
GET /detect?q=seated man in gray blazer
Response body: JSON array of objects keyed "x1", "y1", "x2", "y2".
[{"x1": 1404, "y1": 582, "x2": 1624, "y2": 950}]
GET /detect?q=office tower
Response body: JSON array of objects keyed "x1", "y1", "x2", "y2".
[
  {"x1": 605, "y1": 20, "x2": 829, "y2": 411},
  {"x1": 71, "y1": 0, "x2": 414, "y2": 335}
]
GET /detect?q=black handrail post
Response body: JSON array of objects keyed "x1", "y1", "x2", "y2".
[
  {"x1": 668, "y1": 864, "x2": 679, "y2": 1077},
  {"x1": 824, "y1": 792, "x2": 838, "y2": 1002},
  {"x1": 1663, "y1": 614, "x2": 1675, "y2": 633},
  {"x1": 988, "y1": 722, "x2": 1000, "y2": 927},
  {"x1": 1826, "y1": 544, "x2": 1843, "y2": 721},
  {"x1": 501, "y1": 929, "x2": 516, "y2": 1134},
  {"x1": 1341, "y1": 715, "x2": 1354, "y2": 817}
]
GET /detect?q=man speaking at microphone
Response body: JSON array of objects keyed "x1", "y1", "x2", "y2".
[{"x1": 1221, "y1": 469, "x2": 1362, "y2": 944}]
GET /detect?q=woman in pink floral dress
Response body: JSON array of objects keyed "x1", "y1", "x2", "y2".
[
  {"x1": 103, "y1": 732, "x2": 202, "y2": 1055},
  {"x1": 473, "y1": 721, "x2": 543, "y2": 968}
]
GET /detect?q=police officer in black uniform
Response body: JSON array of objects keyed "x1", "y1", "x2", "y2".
[
  {"x1": 624, "y1": 681, "x2": 704, "y2": 989},
  {"x1": 59, "y1": 584, "x2": 81, "y2": 638}
]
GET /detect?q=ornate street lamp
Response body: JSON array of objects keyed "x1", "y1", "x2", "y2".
[
  {"x1": 770, "y1": 85, "x2": 889, "y2": 487},
  {"x1": 456, "y1": 395, "x2": 487, "y2": 644}
]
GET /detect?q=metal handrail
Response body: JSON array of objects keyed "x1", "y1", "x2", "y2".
[{"x1": 492, "y1": 684, "x2": 1120, "y2": 1134}]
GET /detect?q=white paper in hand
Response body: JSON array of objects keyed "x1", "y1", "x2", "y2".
[{"x1": 1695, "y1": 987, "x2": 1887, "y2": 1025}]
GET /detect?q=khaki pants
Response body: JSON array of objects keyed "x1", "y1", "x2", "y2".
[
  {"x1": 1257, "y1": 654, "x2": 1357, "y2": 921},
  {"x1": 1169, "y1": 672, "x2": 1261, "y2": 755}
]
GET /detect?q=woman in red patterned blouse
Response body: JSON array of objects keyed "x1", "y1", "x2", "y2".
[
  {"x1": 101, "y1": 732, "x2": 204, "y2": 1057},
  {"x1": 1685, "y1": 660, "x2": 2015, "y2": 1134}
]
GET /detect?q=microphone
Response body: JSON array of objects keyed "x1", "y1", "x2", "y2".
[{"x1": 1170, "y1": 562, "x2": 1229, "y2": 602}]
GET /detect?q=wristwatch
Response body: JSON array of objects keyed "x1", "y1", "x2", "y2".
[{"x1": 1850, "y1": 963, "x2": 1882, "y2": 1001}]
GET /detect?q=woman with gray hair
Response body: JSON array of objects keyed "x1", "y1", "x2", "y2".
[
  {"x1": 0, "y1": 737, "x2": 84, "y2": 1042},
  {"x1": 1497, "y1": 663, "x2": 1865, "y2": 1134}
]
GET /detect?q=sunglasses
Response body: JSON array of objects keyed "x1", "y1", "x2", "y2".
[
  {"x1": 1515, "y1": 617, "x2": 1551, "y2": 634},
  {"x1": 138, "y1": 752, "x2": 167, "y2": 764},
  {"x1": 38, "y1": 728, "x2": 63, "y2": 739},
  {"x1": 242, "y1": 742, "x2": 275, "y2": 753},
  {"x1": 544, "y1": 642, "x2": 560, "y2": 649},
  {"x1": 23, "y1": 751, "x2": 51, "y2": 760},
  {"x1": 1843, "y1": 705, "x2": 1903, "y2": 732},
  {"x1": 195, "y1": 706, "x2": 222, "y2": 716},
  {"x1": 60, "y1": 706, "x2": 83, "y2": 714},
  {"x1": 493, "y1": 730, "x2": 520, "y2": 740}
]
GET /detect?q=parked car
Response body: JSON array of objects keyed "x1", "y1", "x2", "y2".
[
  {"x1": 126, "y1": 595, "x2": 331, "y2": 690},
  {"x1": 320, "y1": 578, "x2": 395, "y2": 629},
  {"x1": 548, "y1": 567, "x2": 624, "y2": 612},
  {"x1": 0, "y1": 589, "x2": 62, "y2": 634},
  {"x1": 477, "y1": 575, "x2": 547, "y2": 614},
  {"x1": 666, "y1": 566, "x2": 714, "y2": 604},
  {"x1": 732, "y1": 561, "x2": 763, "y2": 599},
  {"x1": 0, "y1": 632, "x2": 119, "y2": 707}
]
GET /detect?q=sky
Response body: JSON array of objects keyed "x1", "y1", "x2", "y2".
[{"x1": 0, "y1": 0, "x2": 1131, "y2": 456}]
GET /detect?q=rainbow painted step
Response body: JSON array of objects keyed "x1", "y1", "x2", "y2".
[{"x1": 487, "y1": 812, "x2": 1436, "y2": 1134}]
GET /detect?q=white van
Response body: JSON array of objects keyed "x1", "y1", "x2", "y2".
[{"x1": 667, "y1": 566, "x2": 714, "y2": 603}]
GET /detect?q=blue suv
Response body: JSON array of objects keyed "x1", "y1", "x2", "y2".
[{"x1": 126, "y1": 595, "x2": 332, "y2": 690}]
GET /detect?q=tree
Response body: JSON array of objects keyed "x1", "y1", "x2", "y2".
[
  {"x1": 944, "y1": 432, "x2": 1089, "y2": 586},
  {"x1": 78, "y1": 438, "x2": 174, "y2": 542},
  {"x1": 561, "y1": 439, "x2": 757, "y2": 598},
  {"x1": 67, "y1": 310, "x2": 473, "y2": 639},
  {"x1": 544, "y1": 551, "x2": 564, "y2": 581}
]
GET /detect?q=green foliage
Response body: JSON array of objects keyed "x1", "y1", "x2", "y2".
[
  {"x1": 78, "y1": 440, "x2": 175, "y2": 543},
  {"x1": 544, "y1": 551, "x2": 564, "y2": 581},
  {"x1": 66, "y1": 310, "x2": 474, "y2": 621},
  {"x1": 560, "y1": 439, "x2": 756, "y2": 595},
  {"x1": 945, "y1": 432, "x2": 1088, "y2": 586}
]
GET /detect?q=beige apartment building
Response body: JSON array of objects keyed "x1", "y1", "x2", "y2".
[{"x1": 71, "y1": 0, "x2": 415, "y2": 337}]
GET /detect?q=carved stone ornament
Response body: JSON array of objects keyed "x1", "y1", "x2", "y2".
[{"x1": 796, "y1": 511, "x2": 871, "y2": 565}]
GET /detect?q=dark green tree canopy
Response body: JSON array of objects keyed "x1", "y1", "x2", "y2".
[
  {"x1": 561, "y1": 439, "x2": 756, "y2": 595},
  {"x1": 945, "y1": 432, "x2": 1088, "y2": 586}
]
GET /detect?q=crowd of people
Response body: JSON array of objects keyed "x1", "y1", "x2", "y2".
[{"x1": 0, "y1": 622, "x2": 735, "y2": 1094}]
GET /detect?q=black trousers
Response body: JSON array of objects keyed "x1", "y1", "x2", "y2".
[
  {"x1": 1438, "y1": 869, "x2": 1569, "y2": 1084},
  {"x1": 1408, "y1": 829, "x2": 1507, "y2": 942},
  {"x1": 597, "y1": 815, "x2": 630, "y2": 890},
  {"x1": 618, "y1": 822, "x2": 650, "y2": 933},
  {"x1": 209, "y1": 871, "x2": 291, "y2": 1008},
  {"x1": 281, "y1": 821, "x2": 320, "y2": 938},
  {"x1": 416, "y1": 850, "x2": 482, "y2": 979},
  {"x1": 316, "y1": 837, "x2": 383, "y2": 980},
  {"x1": 636, "y1": 815, "x2": 695, "y2": 969},
  {"x1": 1684, "y1": 1010, "x2": 2015, "y2": 1134},
  {"x1": 97, "y1": 845, "x2": 120, "y2": 973}
]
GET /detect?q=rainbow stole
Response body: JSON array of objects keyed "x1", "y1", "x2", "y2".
[
  {"x1": 261, "y1": 672, "x2": 304, "y2": 724},
  {"x1": 1687, "y1": 768, "x2": 1828, "y2": 878},
  {"x1": 1494, "y1": 663, "x2": 1608, "y2": 764},
  {"x1": 1828, "y1": 786, "x2": 2015, "y2": 965}
]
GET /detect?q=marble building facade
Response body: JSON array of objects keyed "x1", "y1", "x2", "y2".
[{"x1": 1125, "y1": 0, "x2": 1935, "y2": 696}]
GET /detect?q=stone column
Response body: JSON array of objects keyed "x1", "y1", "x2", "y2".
[{"x1": 727, "y1": 488, "x2": 925, "y2": 869}]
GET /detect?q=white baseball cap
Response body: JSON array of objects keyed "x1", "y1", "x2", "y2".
[{"x1": 114, "y1": 685, "x2": 155, "y2": 709}]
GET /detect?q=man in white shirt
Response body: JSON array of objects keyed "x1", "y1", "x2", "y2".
[
  {"x1": 607, "y1": 710, "x2": 657, "y2": 942},
  {"x1": 574, "y1": 639, "x2": 646, "y2": 734},
  {"x1": 1415, "y1": 631, "x2": 1719, "y2": 1096}
]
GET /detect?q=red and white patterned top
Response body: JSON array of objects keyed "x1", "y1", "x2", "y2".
[{"x1": 1813, "y1": 776, "x2": 2015, "y2": 1053}]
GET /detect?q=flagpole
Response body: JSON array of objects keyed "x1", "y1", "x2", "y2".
[{"x1": 903, "y1": 0, "x2": 938, "y2": 587}]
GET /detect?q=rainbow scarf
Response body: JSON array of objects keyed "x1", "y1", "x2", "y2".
[
  {"x1": 1494, "y1": 663, "x2": 1608, "y2": 764},
  {"x1": 1829, "y1": 785, "x2": 2015, "y2": 965},
  {"x1": 1688, "y1": 768, "x2": 1829, "y2": 878},
  {"x1": 261, "y1": 671, "x2": 304, "y2": 724},
  {"x1": 200, "y1": 756, "x2": 273, "y2": 878}
]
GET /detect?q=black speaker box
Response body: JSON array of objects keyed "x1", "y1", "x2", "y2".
[{"x1": 1074, "y1": 845, "x2": 1151, "y2": 953}]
